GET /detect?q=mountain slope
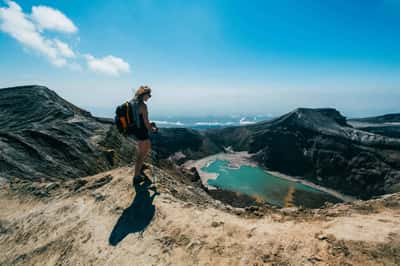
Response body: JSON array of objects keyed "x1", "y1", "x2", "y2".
[
  {"x1": 3, "y1": 85, "x2": 399, "y2": 199},
  {"x1": 152, "y1": 127, "x2": 222, "y2": 163},
  {"x1": 0, "y1": 85, "x2": 136, "y2": 181},
  {"x1": 1, "y1": 166, "x2": 399, "y2": 265},
  {"x1": 349, "y1": 113, "x2": 400, "y2": 139},
  {"x1": 1, "y1": 86, "x2": 400, "y2": 265},
  {"x1": 201, "y1": 108, "x2": 400, "y2": 199},
  {"x1": 350, "y1": 113, "x2": 400, "y2": 124}
]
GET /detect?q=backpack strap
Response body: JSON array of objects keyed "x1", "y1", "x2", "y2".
[
  {"x1": 131, "y1": 100, "x2": 142, "y2": 128},
  {"x1": 125, "y1": 102, "x2": 131, "y2": 124}
]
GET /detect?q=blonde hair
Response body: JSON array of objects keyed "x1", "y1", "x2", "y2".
[{"x1": 134, "y1": 85, "x2": 151, "y2": 101}]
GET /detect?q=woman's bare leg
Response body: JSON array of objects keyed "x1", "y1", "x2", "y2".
[{"x1": 134, "y1": 140, "x2": 151, "y2": 177}]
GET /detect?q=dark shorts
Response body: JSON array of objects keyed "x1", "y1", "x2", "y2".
[{"x1": 130, "y1": 127, "x2": 149, "y2": 141}]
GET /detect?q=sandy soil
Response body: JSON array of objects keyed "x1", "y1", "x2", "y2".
[
  {"x1": 183, "y1": 152, "x2": 354, "y2": 202},
  {"x1": 1, "y1": 166, "x2": 400, "y2": 265}
]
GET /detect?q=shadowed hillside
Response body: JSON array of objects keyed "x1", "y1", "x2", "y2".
[
  {"x1": 1, "y1": 165, "x2": 400, "y2": 266},
  {"x1": 1, "y1": 86, "x2": 399, "y2": 200},
  {"x1": 155, "y1": 108, "x2": 400, "y2": 199},
  {"x1": 1, "y1": 85, "x2": 400, "y2": 265},
  {"x1": 201, "y1": 108, "x2": 400, "y2": 199},
  {"x1": 0, "y1": 85, "x2": 136, "y2": 181},
  {"x1": 349, "y1": 113, "x2": 400, "y2": 139}
]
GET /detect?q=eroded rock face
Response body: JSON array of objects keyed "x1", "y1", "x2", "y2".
[
  {"x1": 2, "y1": 86, "x2": 399, "y2": 199},
  {"x1": 204, "y1": 108, "x2": 400, "y2": 199},
  {"x1": 0, "y1": 85, "x2": 136, "y2": 181},
  {"x1": 349, "y1": 113, "x2": 400, "y2": 139},
  {"x1": 148, "y1": 108, "x2": 400, "y2": 199},
  {"x1": 152, "y1": 127, "x2": 221, "y2": 162}
]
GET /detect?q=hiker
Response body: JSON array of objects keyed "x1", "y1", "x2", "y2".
[{"x1": 131, "y1": 86, "x2": 158, "y2": 184}]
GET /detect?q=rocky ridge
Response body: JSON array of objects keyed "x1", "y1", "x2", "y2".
[
  {"x1": 2, "y1": 86, "x2": 399, "y2": 200},
  {"x1": 199, "y1": 108, "x2": 400, "y2": 199},
  {"x1": 156, "y1": 108, "x2": 400, "y2": 199},
  {"x1": 349, "y1": 113, "x2": 400, "y2": 139},
  {"x1": 0, "y1": 85, "x2": 136, "y2": 181},
  {"x1": 1, "y1": 165, "x2": 399, "y2": 265},
  {"x1": 1, "y1": 85, "x2": 400, "y2": 265}
]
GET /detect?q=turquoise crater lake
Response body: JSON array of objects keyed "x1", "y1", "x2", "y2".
[{"x1": 202, "y1": 160, "x2": 342, "y2": 208}]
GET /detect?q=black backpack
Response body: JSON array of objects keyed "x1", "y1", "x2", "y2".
[{"x1": 115, "y1": 101, "x2": 135, "y2": 135}]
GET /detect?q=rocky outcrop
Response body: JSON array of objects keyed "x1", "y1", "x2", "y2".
[
  {"x1": 1, "y1": 86, "x2": 400, "y2": 265},
  {"x1": 152, "y1": 127, "x2": 221, "y2": 162},
  {"x1": 349, "y1": 113, "x2": 400, "y2": 139},
  {"x1": 203, "y1": 108, "x2": 400, "y2": 199},
  {"x1": 1, "y1": 165, "x2": 400, "y2": 265},
  {"x1": 2, "y1": 85, "x2": 399, "y2": 200},
  {"x1": 350, "y1": 113, "x2": 400, "y2": 124},
  {"x1": 0, "y1": 85, "x2": 136, "y2": 181},
  {"x1": 144, "y1": 108, "x2": 400, "y2": 199}
]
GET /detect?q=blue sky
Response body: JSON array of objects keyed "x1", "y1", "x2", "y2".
[{"x1": 0, "y1": 0, "x2": 399, "y2": 118}]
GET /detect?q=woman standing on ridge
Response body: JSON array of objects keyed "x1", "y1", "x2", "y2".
[{"x1": 131, "y1": 85, "x2": 157, "y2": 184}]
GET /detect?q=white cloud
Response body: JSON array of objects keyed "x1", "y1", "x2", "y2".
[
  {"x1": 31, "y1": 5, "x2": 77, "y2": 33},
  {"x1": 0, "y1": 1, "x2": 130, "y2": 76},
  {"x1": 84, "y1": 54, "x2": 130, "y2": 76},
  {"x1": 0, "y1": 1, "x2": 66, "y2": 66},
  {"x1": 54, "y1": 39, "x2": 75, "y2": 58}
]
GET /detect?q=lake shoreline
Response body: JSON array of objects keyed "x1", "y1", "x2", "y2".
[
  {"x1": 183, "y1": 151, "x2": 256, "y2": 190},
  {"x1": 183, "y1": 152, "x2": 356, "y2": 203}
]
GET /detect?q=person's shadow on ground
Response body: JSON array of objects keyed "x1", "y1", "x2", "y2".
[{"x1": 108, "y1": 178, "x2": 159, "y2": 246}]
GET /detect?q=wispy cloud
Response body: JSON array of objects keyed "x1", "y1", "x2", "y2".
[
  {"x1": 31, "y1": 5, "x2": 77, "y2": 33},
  {"x1": 0, "y1": 0, "x2": 68, "y2": 66},
  {"x1": 84, "y1": 54, "x2": 130, "y2": 76},
  {"x1": 53, "y1": 39, "x2": 75, "y2": 58},
  {"x1": 0, "y1": 0, "x2": 130, "y2": 76}
]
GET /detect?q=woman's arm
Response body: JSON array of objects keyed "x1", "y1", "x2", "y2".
[{"x1": 140, "y1": 104, "x2": 153, "y2": 132}]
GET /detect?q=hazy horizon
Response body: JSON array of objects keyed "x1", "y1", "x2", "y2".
[
  {"x1": 1, "y1": 1, "x2": 399, "y2": 118},
  {"x1": 82, "y1": 105, "x2": 397, "y2": 121}
]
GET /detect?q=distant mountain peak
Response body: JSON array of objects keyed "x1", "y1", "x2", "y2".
[
  {"x1": 350, "y1": 113, "x2": 400, "y2": 123},
  {"x1": 291, "y1": 107, "x2": 347, "y2": 125},
  {"x1": 266, "y1": 107, "x2": 349, "y2": 131}
]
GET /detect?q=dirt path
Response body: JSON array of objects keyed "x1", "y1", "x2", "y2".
[{"x1": 1, "y1": 167, "x2": 399, "y2": 265}]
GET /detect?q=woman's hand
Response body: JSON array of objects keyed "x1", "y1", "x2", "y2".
[{"x1": 150, "y1": 122, "x2": 158, "y2": 133}]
